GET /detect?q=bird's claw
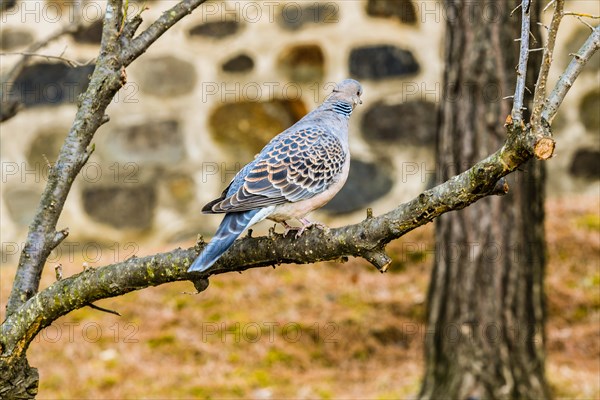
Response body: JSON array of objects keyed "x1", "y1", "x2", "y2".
[
  {"x1": 295, "y1": 219, "x2": 327, "y2": 238},
  {"x1": 280, "y1": 219, "x2": 328, "y2": 238},
  {"x1": 281, "y1": 221, "x2": 295, "y2": 237}
]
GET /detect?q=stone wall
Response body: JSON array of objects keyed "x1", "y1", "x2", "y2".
[{"x1": 1, "y1": 0, "x2": 598, "y2": 262}]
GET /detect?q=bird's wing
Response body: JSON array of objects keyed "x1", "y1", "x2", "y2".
[{"x1": 206, "y1": 126, "x2": 346, "y2": 213}]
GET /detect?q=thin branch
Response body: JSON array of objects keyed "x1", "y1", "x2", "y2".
[
  {"x1": 49, "y1": 229, "x2": 69, "y2": 250},
  {"x1": 1, "y1": 1, "x2": 85, "y2": 85},
  {"x1": 543, "y1": 0, "x2": 556, "y2": 12},
  {"x1": 121, "y1": 14, "x2": 144, "y2": 42},
  {"x1": 512, "y1": 0, "x2": 531, "y2": 124},
  {"x1": 563, "y1": 12, "x2": 600, "y2": 19},
  {"x1": 510, "y1": 2, "x2": 522, "y2": 17},
  {"x1": 54, "y1": 265, "x2": 63, "y2": 281},
  {"x1": 542, "y1": 24, "x2": 600, "y2": 123},
  {"x1": 531, "y1": 0, "x2": 564, "y2": 125},
  {"x1": 0, "y1": 1, "x2": 86, "y2": 122},
  {"x1": 100, "y1": 0, "x2": 123, "y2": 53},
  {"x1": 121, "y1": 0, "x2": 208, "y2": 65},
  {"x1": 0, "y1": 51, "x2": 94, "y2": 67},
  {"x1": 575, "y1": 16, "x2": 595, "y2": 32},
  {"x1": 86, "y1": 303, "x2": 121, "y2": 317}
]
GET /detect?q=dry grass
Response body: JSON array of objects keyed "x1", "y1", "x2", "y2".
[{"x1": 1, "y1": 196, "x2": 598, "y2": 399}]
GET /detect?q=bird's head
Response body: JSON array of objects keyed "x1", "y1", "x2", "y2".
[{"x1": 329, "y1": 79, "x2": 363, "y2": 108}]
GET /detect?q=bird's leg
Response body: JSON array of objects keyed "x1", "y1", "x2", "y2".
[
  {"x1": 295, "y1": 218, "x2": 327, "y2": 239},
  {"x1": 280, "y1": 221, "x2": 295, "y2": 237}
]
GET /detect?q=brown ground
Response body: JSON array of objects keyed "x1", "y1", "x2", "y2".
[{"x1": 1, "y1": 196, "x2": 598, "y2": 399}]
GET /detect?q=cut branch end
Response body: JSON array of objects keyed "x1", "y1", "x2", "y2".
[
  {"x1": 363, "y1": 250, "x2": 392, "y2": 272},
  {"x1": 191, "y1": 278, "x2": 210, "y2": 293},
  {"x1": 492, "y1": 178, "x2": 510, "y2": 196},
  {"x1": 534, "y1": 137, "x2": 556, "y2": 160}
]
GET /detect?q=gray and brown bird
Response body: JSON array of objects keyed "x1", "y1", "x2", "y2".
[{"x1": 189, "y1": 79, "x2": 363, "y2": 272}]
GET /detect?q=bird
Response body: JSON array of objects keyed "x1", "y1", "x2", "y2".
[{"x1": 188, "y1": 79, "x2": 363, "y2": 272}]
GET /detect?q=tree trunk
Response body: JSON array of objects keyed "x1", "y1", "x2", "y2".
[{"x1": 420, "y1": 1, "x2": 550, "y2": 399}]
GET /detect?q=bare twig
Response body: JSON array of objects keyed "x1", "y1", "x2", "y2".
[
  {"x1": 86, "y1": 303, "x2": 121, "y2": 316},
  {"x1": 50, "y1": 229, "x2": 69, "y2": 250},
  {"x1": 575, "y1": 16, "x2": 595, "y2": 31},
  {"x1": 543, "y1": 0, "x2": 556, "y2": 12},
  {"x1": 542, "y1": 24, "x2": 600, "y2": 122},
  {"x1": 0, "y1": 51, "x2": 95, "y2": 67},
  {"x1": 512, "y1": 0, "x2": 531, "y2": 124},
  {"x1": 510, "y1": 2, "x2": 522, "y2": 17},
  {"x1": 121, "y1": 0, "x2": 207, "y2": 64},
  {"x1": 54, "y1": 265, "x2": 63, "y2": 281},
  {"x1": 563, "y1": 12, "x2": 600, "y2": 19},
  {"x1": 0, "y1": 2, "x2": 86, "y2": 122},
  {"x1": 531, "y1": 0, "x2": 564, "y2": 125},
  {"x1": 1, "y1": 1, "x2": 85, "y2": 85}
]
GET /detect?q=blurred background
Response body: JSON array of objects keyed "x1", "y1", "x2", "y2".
[{"x1": 1, "y1": 0, "x2": 598, "y2": 398}]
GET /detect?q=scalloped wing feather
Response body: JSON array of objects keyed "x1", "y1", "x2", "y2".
[{"x1": 206, "y1": 127, "x2": 346, "y2": 213}]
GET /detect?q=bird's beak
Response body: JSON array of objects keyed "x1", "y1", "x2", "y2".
[{"x1": 354, "y1": 96, "x2": 362, "y2": 106}]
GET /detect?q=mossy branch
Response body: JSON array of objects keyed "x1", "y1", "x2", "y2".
[{"x1": 1, "y1": 121, "x2": 537, "y2": 359}]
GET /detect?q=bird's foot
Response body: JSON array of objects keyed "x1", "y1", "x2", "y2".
[
  {"x1": 295, "y1": 218, "x2": 327, "y2": 239},
  {"x1": 280, "y1": 221, "x2": 295, "y2": 237}
]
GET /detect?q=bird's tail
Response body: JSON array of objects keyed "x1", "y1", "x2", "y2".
[{"x1": 188, "y1": 210, "x2": 259, "y2": 272}]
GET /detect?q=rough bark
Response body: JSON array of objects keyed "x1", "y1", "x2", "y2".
[
  {"x1": 0, "y1": 355, "x2": 39, "y2": 399},
  {"x1": 420, "y1": 1, "x2": 550, "y2": 398}
]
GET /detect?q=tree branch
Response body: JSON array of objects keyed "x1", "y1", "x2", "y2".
[
  {"x1": 0, "y1": 1, "x2": 86, "y2": 122},
  {"x1": 0, "y1": 1, "x2": 84, "y2": 85},
  {"x1": 1, "y1": 121, "x2": 542, "y2": 359},
  {"x1": 511, "y1": 0, "x2": 531, "y2": 124},
  {"x1": 4, "y1": 0, "x2": 123, "y2": 316},
  {"x1": 542, "y1": 23, "x2": 600, "y2": 123},
  {"x1": 531, "y1": 0, "x2": 564, "y2": 126},
  {"x1": 121, "y1": 0, "x2": 207, "y2": 65},
  {"x1": 4, "y1": 0, "x2": 208, "y2": 317},
  {"x1": 0, "y1": 51, "x2": 94, "y2": 68}
]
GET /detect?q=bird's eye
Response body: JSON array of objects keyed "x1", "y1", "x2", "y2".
[{"x1": 356, "y1": 91, "x2": 360, "y2": 96}]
